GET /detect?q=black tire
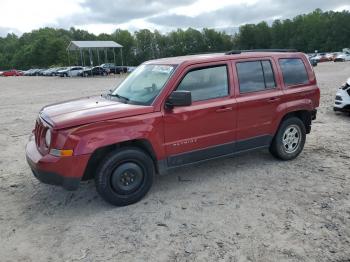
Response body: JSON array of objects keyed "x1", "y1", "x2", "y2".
[
  {"x1": 95, "y1": 147, "x2": 154, "y2": 206},
  {"x1": 269, "y1": 117, "x2": 306, "y2": 161}
]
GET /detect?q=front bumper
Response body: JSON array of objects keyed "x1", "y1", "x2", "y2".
[
  {"x1": 334, "y1": 105, "x2": 350, "y2": 112},
  {"x1": 334, "y1": 100, "x2": 348, "y2": 110},
  {"x1": 334, "y1": 89, "x2": 350, "y2": 112},
  {"x1": 26, "y1": 136, "x2": 91, "y2": 191}
]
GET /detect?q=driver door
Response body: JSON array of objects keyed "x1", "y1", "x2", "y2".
[{"x1": 162, "y1": 62, "x2": 237, "y2": 167}]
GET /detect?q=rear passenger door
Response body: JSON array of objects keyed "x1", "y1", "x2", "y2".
[{"x1": 232, "y1": 58, "x2": 283, "y2": 144}]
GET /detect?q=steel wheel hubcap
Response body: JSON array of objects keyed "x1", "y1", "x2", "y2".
[
  {"x1": 282, "y1": 125, "x2": 301, "y2": 153},
  {"x1": 111, "y1": 162, "x2": 144, "y2": 194}
]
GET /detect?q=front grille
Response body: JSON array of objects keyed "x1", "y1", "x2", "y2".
[
  {"x1": 34, "y1": 118, "x2": 49, "y2": 155},
  {"x1": 335, "y1": 95, "x2": 343, "y2": 101},
  {"x1": 335, "y1": 101, "x2": 342, "y2": 105}
]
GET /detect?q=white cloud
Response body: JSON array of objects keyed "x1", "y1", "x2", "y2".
[
  {"x1": 0, "y1": 0, "x2": 349, "y2": 36},
  {"x1": 171, "y1": 0, "x2": 258, "y2": 17},
  {"x1": 0, "y1": 0, "x2": 82, "y2": 33}
]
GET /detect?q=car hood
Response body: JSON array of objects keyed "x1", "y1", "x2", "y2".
[
  {"x1": 345, "y1": 78, "x2": 350, "y2": 86},
  {"x1": 40, "y1": 96, "x2": 154, "y2": 129}
]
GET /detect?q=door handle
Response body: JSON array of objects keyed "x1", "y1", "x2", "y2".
[
  {"x1": 267, "y1": 97, "x2": 280, "y2": 103},
  {"x1": 216, "y1": 107, "x2": 233, "y2": 113}
]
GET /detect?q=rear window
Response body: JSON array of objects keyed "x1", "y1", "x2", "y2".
[{"x1": 279, "y1": 58, "x2": 309, "y2": 86}]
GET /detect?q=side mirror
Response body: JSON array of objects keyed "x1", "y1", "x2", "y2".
[{"x1": 165, "y1": 91, "x2": 192, "y2": 108}]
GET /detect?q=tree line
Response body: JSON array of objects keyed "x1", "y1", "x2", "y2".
[{"x1": 0, "y1": 9, "x2": 349, "y2": 70}]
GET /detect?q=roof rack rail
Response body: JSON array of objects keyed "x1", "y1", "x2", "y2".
[{"x1": 225, "y1": 49, "x2": 298, "y2": 55}]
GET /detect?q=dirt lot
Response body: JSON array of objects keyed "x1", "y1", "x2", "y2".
[{"x1": 0, "y1": 63, "x2": 349, "y2": 262}]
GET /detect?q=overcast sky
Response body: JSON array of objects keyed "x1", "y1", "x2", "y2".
[{"x1": 0, "y1": 0, "x2": 349, "y2": 36}]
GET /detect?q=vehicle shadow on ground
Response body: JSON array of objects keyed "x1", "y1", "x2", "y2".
[{"x1": 333, "y1": 111, "x2": 350, "y2": 119}]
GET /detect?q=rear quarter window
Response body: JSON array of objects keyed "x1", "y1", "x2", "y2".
[{"x1": 279, "y1": 58, "x2": 309, "y2": 86}]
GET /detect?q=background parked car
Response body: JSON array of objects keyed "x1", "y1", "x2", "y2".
[
  {"x1": 50, "y1": 67, "x2": 66, "y2": 76},
  {"x1": 334, "y1": 53, "x2": 350, "y2": 62},
  {"x1": 79, "y1": 66, "x2": 108, "y2": 77},
  {"x1": 334, "y1": 77, "x2": 350, "y2": 113},
  {"x1": 2, "y1": 69, "x2": 24, "y2": 77},
  {"x1": 57, "y1": 66, "x2": 84, "y2": 77},
  {"x1": 115, "y1": 66, "x2": 128, "y2": 74},
  {"x1": 325, "y1": 53, "x2": 334, "y2": 61},
  {"x1": 100, "y1": 63, "x2": 127, "y2": 74},
  {"x1": 39, "y1": 69, "x2": 48, "y2": 76},
  {"x1": 100, "y1": 63, "x2": 113, "y2": 73},
  {"x1": 24, "y1": 69, "x2": 36, "y2": 76},
  {"x1": 42, "y1": 68, "x2": 58, "y2": 76},
  {"x1": 311, "y1": 53, "x2": 328, "y2": 63},
  {"x1": 330, "y1": 52, "x2": 342, "y2": 61},
  {"x1": 127, "y1": 66, "x2": 136, "y2": 73},
  {"x1": 28, "y1": 69, "x2": 45, "y2": 76},
  {"x1": 309, "y1": 58, "x2": 318, "y2": 67}
]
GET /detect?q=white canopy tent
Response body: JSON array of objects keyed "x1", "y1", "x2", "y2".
[{"x1": 66, "y1": 41, "x2": 123, "y2": 67}]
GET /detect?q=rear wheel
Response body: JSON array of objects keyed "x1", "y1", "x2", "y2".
[
  {"x1": 270, "y1": 117, "x2": 306, "y2": 160},
  {"x1": 95, "y1": 147, "x2": 154, "y2": 206}
]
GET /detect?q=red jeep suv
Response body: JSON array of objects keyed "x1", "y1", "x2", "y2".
[{"x1": 26, "y1": 50, "x2": 320, "y2": 206}]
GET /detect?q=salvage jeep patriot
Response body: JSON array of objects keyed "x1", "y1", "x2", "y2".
[{"x1": 26, "y1": 50, "x2": 320, "y2": 206}]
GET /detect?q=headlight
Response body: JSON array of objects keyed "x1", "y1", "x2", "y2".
[{"x1": 45, "y1": 129, "x2": 51, "y2": 147}]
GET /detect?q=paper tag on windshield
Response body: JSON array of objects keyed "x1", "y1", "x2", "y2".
[{"x1": 152, "y1": 65, "x2": 173, "y2": 74}]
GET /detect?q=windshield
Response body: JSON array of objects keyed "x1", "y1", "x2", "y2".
[{"x1": 111, "y1": 64, "x2": 175, "y2": 105}]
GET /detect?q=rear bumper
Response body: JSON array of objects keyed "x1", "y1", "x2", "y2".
[{"x1": 25, "y1": 136, "x2": 91, "y2": 191}]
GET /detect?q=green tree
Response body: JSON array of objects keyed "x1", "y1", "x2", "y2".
[{"x1": 1, "y1": 9, "x2": 350, "y2": 70}]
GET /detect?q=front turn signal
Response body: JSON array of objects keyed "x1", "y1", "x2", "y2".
[{"x1": 50, "y1": 149, "x2": 74, "y2": 157}]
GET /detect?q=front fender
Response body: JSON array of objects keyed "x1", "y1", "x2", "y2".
[{"x1": 65, "y1": 112, "x2": 165, "y2": 159}]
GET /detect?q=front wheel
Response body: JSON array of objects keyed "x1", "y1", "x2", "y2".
[
  {"x1": 95, "y1": 147, "x2": 154, "y2": 206},
  {"x1": 269, "y1": 117, "x2": 306, "y2": 161}
]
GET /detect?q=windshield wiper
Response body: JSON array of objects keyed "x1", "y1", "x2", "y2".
[{"x1": 108, "y1": 93, "x2": 130, "y2": 103}]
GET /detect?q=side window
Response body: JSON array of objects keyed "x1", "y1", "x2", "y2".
[
  {"x1": 177, "y1": 65, "x2": 229, "y2": 102},
  {"x1": 279, "y1": 58, "x2": 309, "y2": 86},
  {"x1": 236, "y1": 60, "x2": 276, "y2": 93}
]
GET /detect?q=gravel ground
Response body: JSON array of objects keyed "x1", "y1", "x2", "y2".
[{"x1": 0, "y1": 63, "x2": 349, "y2": 262}]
